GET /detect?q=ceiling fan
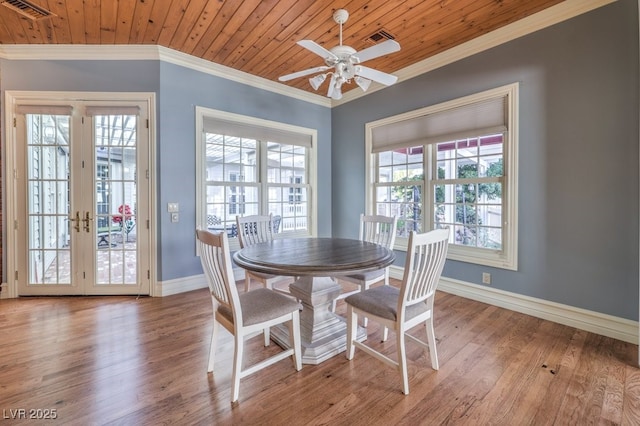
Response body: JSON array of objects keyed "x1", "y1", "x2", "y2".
[{"x1": 278, "y1": 9, "x2": 401, "y2": 100}]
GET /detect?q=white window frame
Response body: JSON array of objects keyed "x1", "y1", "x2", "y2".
[
  {"x1": 365, "y1": 84, "x2": 518, "y2": 270},
  {"x1": 195, "y1": 107, "x2": 318, "y2": 252}
]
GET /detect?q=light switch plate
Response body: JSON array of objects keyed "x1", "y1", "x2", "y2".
[
  {"x1": 171, "y1": 212, "x2": 179, "y2": 223},
  {"x1": 168, "y1": 202, "x2": 179, "y2": 212}
]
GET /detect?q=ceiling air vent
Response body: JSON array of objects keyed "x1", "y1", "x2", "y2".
[
  {"x1": 1, "y1": 0, "x2": 55, "y2": 20},
  {"x1": 365, "y1": 29, "x2": 396, "y2": 44}
]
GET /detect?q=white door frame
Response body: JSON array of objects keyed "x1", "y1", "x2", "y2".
[{"x1": 3, "y1": 91, "x2": 158, "y2": 298}]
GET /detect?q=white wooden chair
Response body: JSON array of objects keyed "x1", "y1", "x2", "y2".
[
  {"x1": 345, "y1": 228, "x2": 449, "y2": 395},
  {"x1": 236, "y1": 214, "x2": 293, "y2": 294},
  {"x1": 196, "y1": 229, "x2": 302, "y2": 404},
  {"x1": 333, "y1": 214, "x2": 397, "y2": 326}
]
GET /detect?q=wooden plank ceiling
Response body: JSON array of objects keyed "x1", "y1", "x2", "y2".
[{"x1": 0, "y1": 0, "x2": 565, "y2": 95}]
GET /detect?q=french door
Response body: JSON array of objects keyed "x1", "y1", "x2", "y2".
[{"x1": 12, "y1": 96, "x2": 152, "y2": 295}]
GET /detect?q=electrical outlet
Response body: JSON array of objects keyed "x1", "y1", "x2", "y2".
[
  {"x1": 167, "y1": 202, "x2": 179, "y2": 212},
  {"x1": 482, "y1": 272, "x2": 491, "y2": 285}
]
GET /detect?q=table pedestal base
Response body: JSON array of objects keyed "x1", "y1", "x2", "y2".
[{"x1": 270, "y1": 276, "x2": 366, "y2": 365}]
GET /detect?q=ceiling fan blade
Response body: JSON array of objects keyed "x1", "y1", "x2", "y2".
[
  {"x1": 326, "y1": 74, "x2": 338, "y2": 98},
  {"x1": 352, "y1": 39, "x2": 400, "y2": 63},
  {"x1": 278, "y1": 65, "x2": 331, "y2": 82},
  {"x1": 355, "y1": 66, "x2": 398, "y2": 86},
  {"x1": 297, "y1": 40, "x2": 337, "y2": 61}
]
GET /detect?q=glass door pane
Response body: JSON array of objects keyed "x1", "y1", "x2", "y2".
[
  {"x1": 93, "y1": 114, "x2": 138, "y2": 287},
  {"x1": 16, "y1": 97, "x2": 150, "y2": 296},
  {"x1": 26, "y1": 114, "x2": 73, "y2": 287}
]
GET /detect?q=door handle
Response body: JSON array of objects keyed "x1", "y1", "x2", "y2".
[
  {"x1": 68, "y1": 211, "x2": 80, "y2": 232},
  {"x1": 83, "y1": 211, "x2": 93, "y2": 233}
]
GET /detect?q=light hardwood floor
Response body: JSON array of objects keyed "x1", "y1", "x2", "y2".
[{"x1": 1, "y1": 281, "x2": 639, "y2": 425}]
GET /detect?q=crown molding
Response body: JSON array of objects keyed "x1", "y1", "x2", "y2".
[
  {"x1": 155, "y1": 46, "x2": 331, "y2": 107},
  {"x1": 0, "y1": 44, "x2": 161, "y2": 60},
  {"x1": 0, "y1": 0, "x2": 615, "y2": 109},
  {"x1": 334, "y1": 0, "x2": 617, "y2": 105},
  {"x1": 0, "y1": 44, "x2": 331, "y2": 108}
]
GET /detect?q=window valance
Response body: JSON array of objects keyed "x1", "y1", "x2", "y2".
[
  {"x1": 203, "y1": 117, "x2": 312, "y2": 148},
  {"x1": 15, "y1": 105, "x2": 74, "y2": 115},
  {"x1": 371, "y1": 96, "x2": 507, "y2": 153}
]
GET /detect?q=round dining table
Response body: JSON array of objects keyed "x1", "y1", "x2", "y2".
[{"x1": 233, "y1": 237, "x2": 395, "y2": 365}]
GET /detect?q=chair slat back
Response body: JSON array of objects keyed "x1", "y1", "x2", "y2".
[
  {"x1": 236, "y1": 214, "x2": 275, "y2": 248},
  {"x1": 360, "y1": 214, "x2": 397, "y2": 249},
  {"x1": 272, "y1": 215, "x2": 282, "y2": 233},
  {"x1": 196, "y1": 229, "x2": 240, "y2": 316},
  {"x1": 401, "y1": 228, "x2": 449, "y2": 309}
]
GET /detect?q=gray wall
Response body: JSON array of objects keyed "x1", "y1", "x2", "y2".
[
  {"x1": 331, "y1": 0, "x2": 639, "y2": 320},
  {"x1": 0, "y1": 59, "x2": 160, "y2": 92},
  {"x1": 1, "y1": 0, "x2": 637, "y2": 321},
  {"x1": 157, "y1": 62, "x2": 332, "y2": 281},
  {"x1": 0, "y1": 59, "x2": 332, "y2": 283}
]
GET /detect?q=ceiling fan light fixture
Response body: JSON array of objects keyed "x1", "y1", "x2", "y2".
[
  {"x1": 309, "y1": 74, "x2": 327, "y2": 91},
  {"x1": 355, "y1": 76, "x2": 371, "y2": 92},
  {"x1": 278, "y1": 9, "x2": 401, "y2": 99},
  {"x1": 331, "y1": 83, "x2": 343, "y2": 100}
]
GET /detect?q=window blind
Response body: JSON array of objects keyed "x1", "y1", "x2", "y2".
[
  {"x1": 371, "y1": 95, "x2": 507, "y2": 153},
  {"x1": 203, "y1": 117, "x2": 312, "y2": 148},
  {"x1": 85, "y1": 106, "x2": 141, "y2": 116},
  {"x1": 15, "y1": 105, "x2": 73, "y2": 115}
]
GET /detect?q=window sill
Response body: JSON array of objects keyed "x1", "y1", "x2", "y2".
[{"x1": 393, "y1": 239, "x2": 517, "y2": 271}]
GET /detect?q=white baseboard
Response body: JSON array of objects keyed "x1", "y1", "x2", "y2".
[
  {"x1": 389, "y1": 266, "x2": 638, "y2": 344},
  {"x1": 157, "y1": 268, "x2": 246, "y2": 297},
  {"x1": 159, "y1": 266, "x2": 637, "y2": 344},
  {"x1": 156, "y1": 274, "x2": 207, "y2": 297}
]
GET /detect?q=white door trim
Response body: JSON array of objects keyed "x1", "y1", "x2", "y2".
[{"x1": 4, "y1": 91, "x2": 158, "y2": 298}]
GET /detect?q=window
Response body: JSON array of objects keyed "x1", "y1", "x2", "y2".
[
  {"x1": 375, "y1": 147, "x2": 424, "y2": 237},
  {"x1": 96, "y1": 164, "x2": 110, "y2": 228},
  {"x1": 228, "y1": 172, "x2": 246, "y2": 215},
  {"x1": 288, "y1": 176, "x2": 303, "y2": 204},
  {"x1": 434, "y1": 135, "x2": 504, "y2": 250},
  {"x1": 267, "y1": 144, "x2": 308, "y2": 224},
  {"x1": 196, "y1": 108, "x2": 317, "y2": 249},
  {"x1": 367, "y1": 84, "x2": 518, "y2": 270}
]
